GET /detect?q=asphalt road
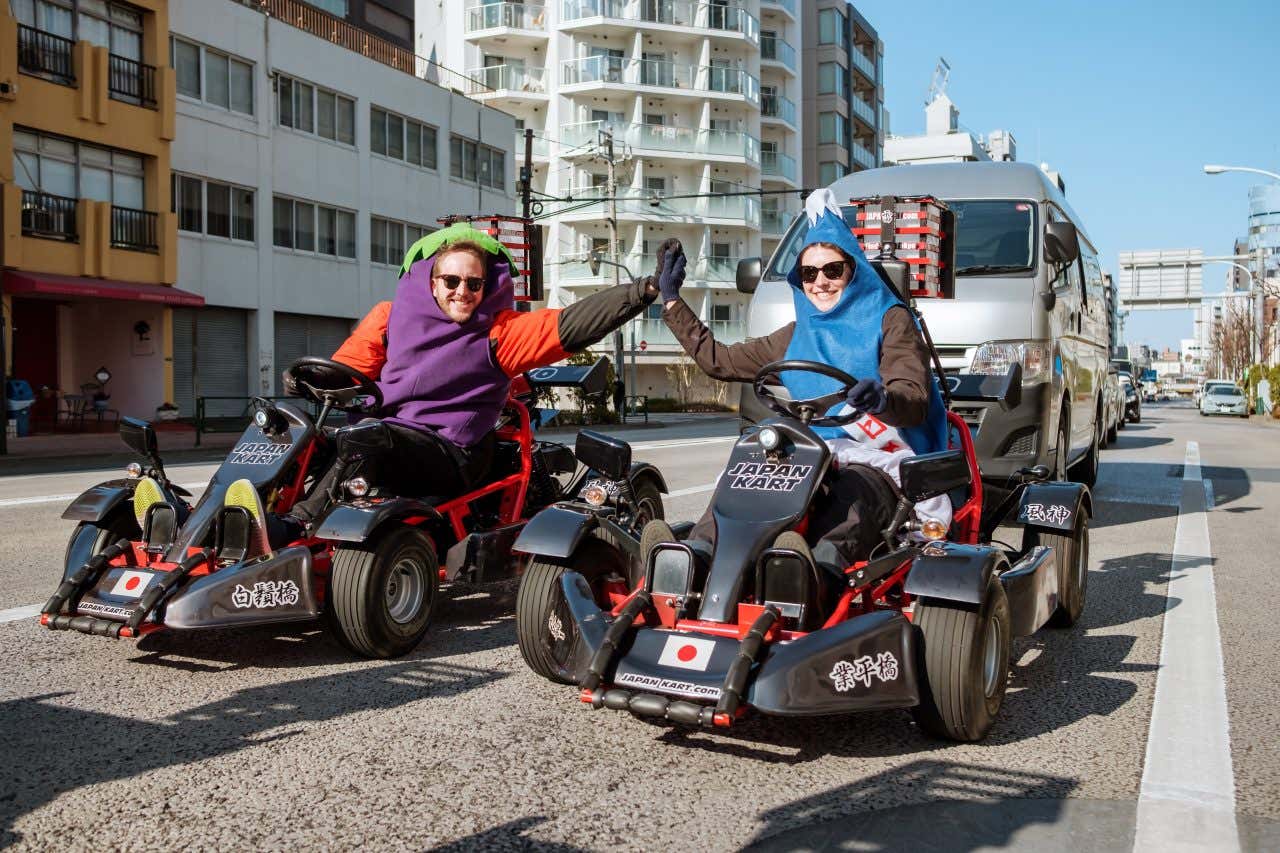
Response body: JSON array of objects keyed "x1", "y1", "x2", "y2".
[{"x1": 0, "y1": 406, "x2": 1277, "y2": 850}]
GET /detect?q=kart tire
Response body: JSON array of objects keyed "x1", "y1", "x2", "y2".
[
  {"x1": 912, "y1": 574, "x2": 1011, "y2": 742},
  {"x1": 1033, "y1": 517, "x2": 1089, "y2": 628},
  {"x1": 516, "y1": 539, "x2": 630, "y2": 684},
  {"x1": 327, "y1": 527, "x2": 438, "y2": 659},
  {"x1": 58, "y1": 508, "x2": 140, "y2": 614},
  {"x1": 629, "y1": 477, "x2": 666, "y2": 529}
]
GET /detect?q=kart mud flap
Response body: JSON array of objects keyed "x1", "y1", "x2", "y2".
[
  {"x1": 747, "y1": 610, "x2": 919, "y2": 716},
  {"x1": 513, "y1": 504, "x2": 597, "y2": 560},
  {"x1": 61, "y1": 479, "x2": 189, "y2": 526},
  {"x1": 313, "y1": 498, "x2": 440, "y2": 543},
  {"x1": 1016, "y1": 482, "x2": 1092, "y2": 533},
  {"x1": 445, "y1": 522, "x2": 526, "y2": 583},
  {"x1": 902, "y1": 542, "x2": 1008, "y2": 606},
  {"x1": 161, "y1": 546, "x2": 319, "y2": 629},
  {"x1": 999, "y1": 545, "x2": 1058, "y2": 637}
]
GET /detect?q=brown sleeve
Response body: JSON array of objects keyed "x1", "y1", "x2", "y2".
[
  {"x1": 556, "y1": 277, "x2": 656, "y2": 352},
  {"x1": 662, "y1": 298, "x2": 793, "y2": 382},
  {"x1": 878, "y1": 305, "x2": 930, "y2": 427}
]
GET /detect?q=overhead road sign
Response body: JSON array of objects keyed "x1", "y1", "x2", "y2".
[{"x1": 1118, "y1": 250, "x2": 1205, "y2": 309}]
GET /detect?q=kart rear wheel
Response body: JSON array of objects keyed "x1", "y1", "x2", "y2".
[
  {"x1": 912, "y1": 574, "x2": 1011, "y2": 742},
  {"x1": 516, "y1": 539, "x2": 629, "y2": 684},
  {"x1": 327, "y1": 527, "x2": 438, "y2": 659},
  {"x1": 1034, "y1": 517, "x2": 1089, "y2": 628}
]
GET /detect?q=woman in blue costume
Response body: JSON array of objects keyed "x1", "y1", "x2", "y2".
[{"x1": 645, "y1": 190, "x2": 949, "y2": 571}]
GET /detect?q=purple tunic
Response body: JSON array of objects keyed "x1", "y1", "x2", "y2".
[{"x1": 376, "y1": 255, "x2": 516, "y2": 447}]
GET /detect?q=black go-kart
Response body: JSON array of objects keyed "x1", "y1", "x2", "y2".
[
  {"x1": 515, "y1": 353, "x2": 1091, "y2": 742},
  {"x1": 39, "y1": 356, "x2": 666, "y2": 659}
]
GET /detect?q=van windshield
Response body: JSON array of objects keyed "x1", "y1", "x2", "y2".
[{"x1": 765, "y1": 200, "x2": 1037, "y2": 279}]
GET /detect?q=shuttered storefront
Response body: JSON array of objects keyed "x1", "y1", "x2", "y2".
[
  {"x1": 172, "y1": 307, "x2": 249, "y2": 417},
  {"x1": 273, "y1": 313, "x2": 354, "y2": 395}
]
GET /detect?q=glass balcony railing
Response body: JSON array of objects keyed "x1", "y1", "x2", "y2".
[
  {"x1": 761, "y1": 207, "x2": 795, "y2": 237},
  {"x1": 466, "y1": 64, "x2": 547, "y2": 95},
  {"x1": 760, "y1": 0, "x2": 797, "y2": 17},
  {"x1": 850, "y1": 93, "x2": 877, "y2": 127},
  {"x1": 630, "y1": 318, "x2": 745, "y2": 346},
  {"x1": 761, "y1": 150, "x2": 796, "y2": 182},
  {"x1": 563, "y1": 0, "x2": 759, "y2": 42},
  {"x1": 850, "y1": 140, "x2": 878, "y2": 170},
  {"x1": 514, "y1": 129, "x2": 549, "y2": 158},
  {"x1": 850, "y1": 47, "x2": 877, "y2": 81},
  {"x1": 761, "y1": 92, "x2": 797, "y2": 126},
  {"x1": 702, "y1": 65, "x2": 759, "y2": 102},
  {"x1": 465, "y1": 1, "x2": 548, "y2": 33},
  {"x1": 560, "y1": 57, "x2": 758, "y2": 102},
  {"x1": 760, "y1": 35, "x2": 796, "y2": 71},
  {"x1": 564, "y1": 186, "x2": 760, "y2": 226},
  {"x1": 560, "y1": 121, "x2": 757, "y2": 161},
  {"x1": 699, "y1": 256, "x2": 739, "y2": 282}
]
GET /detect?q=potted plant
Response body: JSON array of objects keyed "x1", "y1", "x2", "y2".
[{"x1": 156, "y1": 402, "x2": 180, "y2": 422}]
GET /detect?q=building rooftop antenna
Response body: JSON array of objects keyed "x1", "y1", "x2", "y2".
[{"x1": 926, "y1": 57, "x2": 951, "y2": 106}]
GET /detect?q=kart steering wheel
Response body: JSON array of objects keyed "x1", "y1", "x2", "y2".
[
  {"x1": 753, "y1": 359, "x2": 861, "y2": 427},
  {"x1": 285, "y1": 356, "x2": 383, "y2": 413}
]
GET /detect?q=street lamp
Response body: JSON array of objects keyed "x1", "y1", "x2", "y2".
[{"x1": 1203, "y1": 164, "x2": 1280, "y2": 182}]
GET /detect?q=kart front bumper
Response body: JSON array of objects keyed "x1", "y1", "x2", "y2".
[{"x1": 558, "y1": 571, "x2": 920, "y2": 726}]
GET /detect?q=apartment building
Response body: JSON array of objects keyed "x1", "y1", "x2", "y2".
[
  {"x1": 166, "y1": 0, "x2": 515, "y2": 416},
  {"x1": 420, "y1": 0, "x2": 805, "y2": 399},
  {"x1": 801, "y1": 0, "x2": 882, "y2": 189},
  {"x1": 2, "y1": 0, "x2": 179, "y2": 428}
]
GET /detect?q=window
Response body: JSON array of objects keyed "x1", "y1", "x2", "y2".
[
  {"x1": 273, "y1": 196, "x2": 355, "y2": 258},
  {"x1": 364, "y1": 1, "x2": 412, "y2": 43},
  {"x1": 171, "y1": 173, "x2": 255, "y2": 241},
  {"x1": 818, "y1": 112, "x2": 847, "y2": 145},
  {"x1": 302, "y1": 0, "x2": 347, "y2": 15},
  {"x1": 371, "y1": 216, "x2": 435, "y2": 265},
  {"x1": 277, "y1": 74, "x2": 353, "y2": 144},
  {"x1": 14, "y1": 128, "x2": 145, "y2": 206},
  {"x1": 818, "y1": 161, "x2": 846, "y2": 186},
  {"x1": 372, "y1": 107, "x2": 437, "y2": 168},
  {"x1": 170, "y1": 36, "x2": 254, "y2": 115},
  {"x1": 817, "y1": 62, "x2": 847, "y2": 99},
  {"x1": 818, "y1": 8, "x2": 847, "y2": 48},
  {"x1": 450, "y1": 135, "x2": 506, "y2": 190}
]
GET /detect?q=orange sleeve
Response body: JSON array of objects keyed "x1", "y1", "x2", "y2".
[
  {"x1": 332, "y1": 301, "x2": 392, "y2": 380},
  {"x1": 490, "y1": 308, "x2": 570, "y2": 377}
]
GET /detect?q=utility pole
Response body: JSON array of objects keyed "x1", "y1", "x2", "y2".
[{"x1": 601, "y1": 128, "x2": 627, "y2": 418}]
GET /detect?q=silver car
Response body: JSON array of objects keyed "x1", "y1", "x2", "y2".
[{"x1": 1200, "y1": 385, "x2": 1248, "y2": 418}]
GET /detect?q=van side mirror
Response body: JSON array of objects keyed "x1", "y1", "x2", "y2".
[
  {"x1": 736, "y1": 257, "x2": 762, "y2": 294},
  {"x1": 1043, "y1": 221, "x2": 1080, "y2": 265},
  {"x1": 119, "y1": 417, "x2": 158, "y2": 458},
  {"x1": 900, "y1": 449, "x2": 971, "y2": 503},
  {"x1": 575, "y1": 429, "x2": 631, "y2": 481}
]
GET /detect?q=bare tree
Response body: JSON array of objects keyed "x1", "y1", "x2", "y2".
[{"x1": 665, "y1": 356, "x2": 699, "y2": 406}]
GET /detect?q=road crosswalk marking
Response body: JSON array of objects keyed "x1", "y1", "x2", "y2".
[{"x1": 1133, "y1": 441, "x2": 1240, "y2": 852}]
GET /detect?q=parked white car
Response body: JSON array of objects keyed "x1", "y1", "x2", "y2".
[{"x1": 1199, "y1": 385, "x2": 1248, "y2": 418}]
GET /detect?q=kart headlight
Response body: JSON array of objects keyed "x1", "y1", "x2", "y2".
[
  {"x1": 970, "y1": 341, "x2": 1051, "y2": 383},
  {"x1": 253, "y1": 408, "x2": 270, "y2": 429},
  {"x1": 125, "y1": 462, "x2": 143, "y2": 479},
  {"x1": 582, "y1": 482, "x2": 609, "y2": 507},
  {"x1": 758, "y1": 426, "x2": 781, "y2": 451},
  {"x1": 344, "y1": 477, "x2": 369, "y2": 498}
]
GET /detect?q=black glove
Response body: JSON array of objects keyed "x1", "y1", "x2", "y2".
[
  {"x1": 657, "y1": 244, "x2": 687, "y2": 303},
  {"x1": 846, "y1": 378, "x2": 887, "y2": 415}
]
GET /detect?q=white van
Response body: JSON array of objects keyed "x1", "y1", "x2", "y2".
[{"x1": 739, "y1": 162, "x2": 1109, "y2": 487}]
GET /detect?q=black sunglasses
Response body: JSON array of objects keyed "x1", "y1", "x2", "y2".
[
  {"x1": 435, "y1": 274, "x2": 485, "y2": 293},
  {"x1": 798, "y1": 261, "x2": 850, "y2": 283}
]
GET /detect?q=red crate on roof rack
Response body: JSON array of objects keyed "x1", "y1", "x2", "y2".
[
  {"x1": 847, "y1": 195, "x2": 956, "y2": 298},
  {"x1": 437, "y1": 214, "x2": 544, "y2": 302}
]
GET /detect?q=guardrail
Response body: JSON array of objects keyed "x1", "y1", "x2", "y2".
[
  {"x1": 108, "y1": 53, "x2": 158, "y2": 108},
  {"x1": 110, "y1": 206, "x2": 159, "y2": 252},
  {"x1": 17, "y1": 24, "x2": 75, "y2": 81},
  {"x1": 21, "y1": 190, "x2": 78, "y2": 241},
  {"x1": 623, "y1": 395, "x2": 649, "y2": 424}
]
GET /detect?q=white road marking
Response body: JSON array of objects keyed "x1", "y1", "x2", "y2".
[
  {"x1": 630, "y1": 436, "x2": 737, "y2": 451},
  {"x1": 0, "y1": 482, "x2": 207, "y2": 509},
  {"x1": 1133, "y1": 441, "x2": 1239, "y2": 853},
  {"x1": 667, "y1": 482, "x2": 717, "y2": 498},
  {"x1": 0, "y1": 604, "x2": 42, "y2": 624}
]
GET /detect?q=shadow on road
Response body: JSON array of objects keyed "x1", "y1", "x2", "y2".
[
  {"x1": 745, "y1": 760, "x2": 1078, "y2": 851},
  {"x1": 1089, "y1": 461, "x2": 1251, "y2": 529},
  {"x1": 1110, "y1": 435, "x2": 1173, "y2": 450},
  {"x1": 433, "y1": 817, "x2": 588, "y2": 852}
]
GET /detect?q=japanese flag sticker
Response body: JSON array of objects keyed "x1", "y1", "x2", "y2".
[
  {"x1": 658, "y1": 635, "x2": 716, "y2": 671},
  {"x1": 111, "y1": 570, "x2": 153, "y2": 598}
]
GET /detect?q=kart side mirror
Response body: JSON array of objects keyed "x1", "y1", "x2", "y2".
[
  {"x1": 1043, "y1": 221, "x2": 1079, "y2": 265},
  {"x1": 575, "y1": 429, "x2": 630, "y2": 481},
  {"x1": 736, "y1": 257, "x2": 762, "y2": 294},
  {"x1": 119, "y1": 417, "x2": 159, "y2": 458},
  {"x1": 336, "y1": 420, "x2": 392, "y2": 461},
  {"x1": 900, "y1": 449, "x2": 971, "y2": 503},
  {"x1": 997, "y1": 362, "x2": 1022, "y2": 412},
  {"x1": 870, "y1": 259, "x2": 912, "y2": 302}
]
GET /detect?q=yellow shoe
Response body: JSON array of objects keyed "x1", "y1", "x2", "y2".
[
  {"x1": 132, "y1": 476, "x2": 165, "y2": 527},
  {"x1": 224, "y1": 478, "x2": 270, "y2": 556}
]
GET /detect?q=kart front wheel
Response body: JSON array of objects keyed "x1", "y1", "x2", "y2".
[
  {"x1": 516, "y1": 539, "x2": 629, "y2": 684},
  {"x1": 912, "y1": 574, "x2": 1011, "y2": 742},
  {"x1": 327, "y1": 527, "x2": 438, "y2": 658},
  {"x1": 1034, "y1": 517, "x2": 1089, "y2": 628}
]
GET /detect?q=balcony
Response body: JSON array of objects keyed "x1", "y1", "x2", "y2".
[
  {"x1": 561, "y1": 0, "x2": 759, "y2": 44},
  {"x1": 561, "y1": 120, "x2": 759, "y2": 164},
  {"x1": 110, "y1": 206, "x2": 159, "y2": 252},
  {"x1": 559, "y1": 187, "x2": 760, "y2": 227},
  {"x1": 850, "y1": 140, "x2": 878, "y2": 170},
  {"x1": 464, "y1": 1, "x2": 549, "y2": 43},
  {"x1": 108, "y1": 54, "x2": 158, "y2": 109},
  {"x1": 761, "y1": 92, "x2": 797, "y2": 129},
  {"x1": 560, "y1": 56, "x2": 759, "y2": 104},
  {"x1": 760, "y1": 0, "x2": 797, "y2": 21},
  {"x1": 630, "y1": 318, "x2": 745, "y2": 347},
  {"x1": 850, "y1": 93, "x2": 877, "y2": 130},
  {"x1": 514, "y1": 129, "x2": 551, "y2": 161},
  {"x1": 759, "y1": 34, "x2": 796, "y2": 75},
  {"x1": 761, "y1": 207, "x2": 795, "y2": 238},
  {"x1": 850, "y1": 47, "x2": 877, "y2": 83},
  {"x1": 761, "y1": 150, "x2": 797, "y2": 184},
  {"x1": 20, "y1": 190, "x2": 78, "y2": 242},
  {"x1": 17, "y1": 24, "x2": 75, "y2": 83},
  {"x1": 465, "y1": 64, "x2": 548, "y2": 102}
]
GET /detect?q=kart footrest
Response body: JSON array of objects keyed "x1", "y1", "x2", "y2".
[
  {"x1": 124, "y1": 548, "x2": 215, "y2": 632},
  {"x1": 41, "y1": 538, "x2": 132, "y2": 617},
  {"x1": 581, "y1": 687, "x2": 719, "y2": 727},
  {"x1": 714, "y1": 605, "x2": 779, "y2": 721},
  {"x1": 41, "y1": 613, "x2": 132, "y2": 638}
]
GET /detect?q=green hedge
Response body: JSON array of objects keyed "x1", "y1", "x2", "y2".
[{"x1": 1244, "y1": 364, "x2": 1280, "y2": 412}]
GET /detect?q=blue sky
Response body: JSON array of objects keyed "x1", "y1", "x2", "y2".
[{"x1": 866, "y1": 0, "x2": 1280, "y2": 351}]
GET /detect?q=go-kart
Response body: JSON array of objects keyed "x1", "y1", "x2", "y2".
[
  {"x1": 514, "y1": 355, "x2": 1091, "y2": 742},
  {"x1": 39, "y1": 356, "x2": 666, "y2": 658}
]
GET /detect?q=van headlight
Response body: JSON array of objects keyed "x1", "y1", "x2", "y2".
[{"x1": 970, "y1": 341, "x2": 1051, "y2": 383}]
